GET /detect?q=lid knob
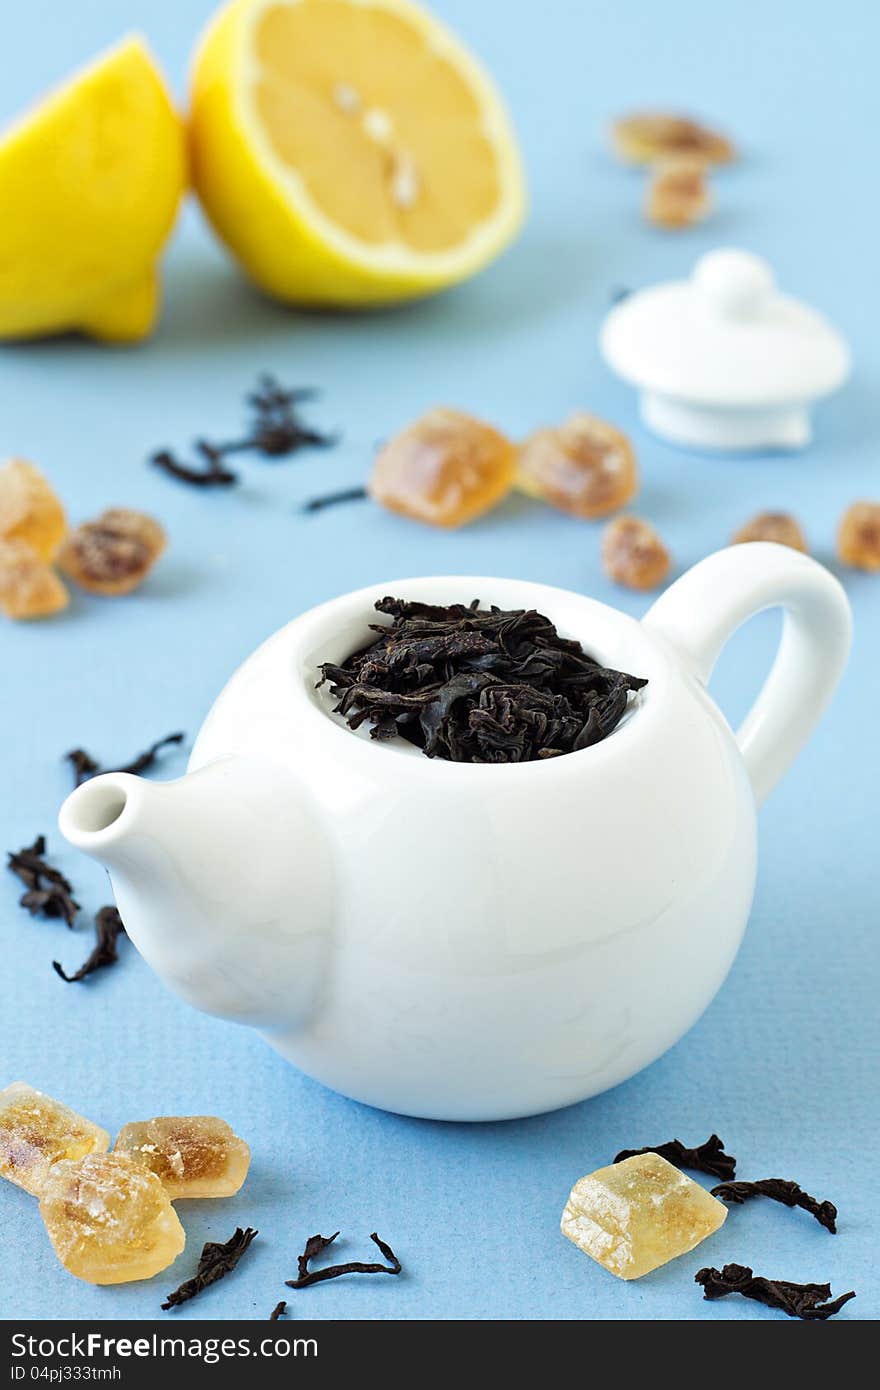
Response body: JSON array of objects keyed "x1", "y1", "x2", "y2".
[{"x1": 693, "y1": 248, "x2": 775, "y2": 319}]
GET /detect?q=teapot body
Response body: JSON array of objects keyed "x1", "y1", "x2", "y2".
[
  {"x1": 63, "y1": 558, "x2": 848, "y2": 1121},
  {"x1": 190, "y1": 577, "x2": 758, "y2": 1120}
]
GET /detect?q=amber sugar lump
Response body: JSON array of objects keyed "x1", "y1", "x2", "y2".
[
  {"x1": 646, "y1": 156, "x2": 712, "y2": 230},
  {"x1": 368, "y1": 408, "x2": 516, "y2": 527},
  {"x1": 611, "y1": 112, "x2": 735, "y2": 166},
  {"x1": 838, "y1": 501, "x2": 880, "y2": 571},
  {"x1": 733, "y1": 511, "x2": 808, "y2": 552},
  {"x1": 0, "y1": 459, "x2": 66, "y2": 561},
  {"x1": 561, "y1": 1152, "x2": 727, "y2": 1280},
  {"x1": 602, "y1": 515, "x2": 671, "y2": 591},
  {"x1": 0, "y1": 539, "x2": 69, "y2": 620},
  {"x1": 39, "y1": 1152, "x2": 185, "y2": 1285},
  {"x1": 58, "y1": 508, "x2": 166, "y2": 596},
  {"x1": 517, "y1": 413, "x2": 638, "y2": 519},
  {"x1": 114, "y1": 1116, "x2": 250, "y2": 1199},
  {"x1": 0, "y1": 1082, "x2": 109, "y2": 1197}
]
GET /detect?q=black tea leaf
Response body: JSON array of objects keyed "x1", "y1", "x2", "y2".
[
  {"x1": 242, "y1": 374, "x2": 338, "y2": 458},
  {"x1": 150, "y1": 375, "x2": 336, "y2": 487},
  {"x1": 65, "y1": 751, "x2": 100, "y2": 784},
  {"x1": 53, "y1": 907, "x2": 126, "y2": 984},
  {"x1": 711, "y1": 1178, "x2": 837, "y2": 1233},
  {"x1": 302, "y1": 485, "x2": 368, "y2": 513},
  {"x1": 613, "y1": 1134, "x2": 736, "y2": 1181},
  {"x1": 151, "y1": 447, "x2": 238, "y2": 488},
  {"x1": 7, "y1": 835, "x2": 80, "y2": 927},
  {"x1": 286, "y1": 1231, "x2": 402, "y2": 1288},
  {"x1": 695, "y1": 1263, "x2": 855, "y2": 1320},
  {"x1": 162, "y1": 1227, "x2": 258, "y2": 1310},
  {"x1": 65, "y1": 732, "x2": 185, "y2": 787}
]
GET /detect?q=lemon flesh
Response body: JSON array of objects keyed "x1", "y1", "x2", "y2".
[
  {"x1": 190, "y1": 0, "x2": 526, "y2": 305},
  {"x1": 0, "y1": 37, "x2": 186, "y2": 342}
]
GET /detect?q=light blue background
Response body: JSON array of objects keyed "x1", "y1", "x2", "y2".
[{"x1": 1, "y1": 0, "x2": 877, "y2": 1322}]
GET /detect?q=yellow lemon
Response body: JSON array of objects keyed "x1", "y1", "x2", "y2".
[
  {"x1": 0, "y1": 37, "x2": 186, "y2": 342},
  {"x1": 189, "y1": 0, "x2": 525, "y2": 305}
]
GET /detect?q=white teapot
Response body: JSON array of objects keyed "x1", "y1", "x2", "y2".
[{"x1": 60, "y1": 545, "x2": 850, "y2": 1121}]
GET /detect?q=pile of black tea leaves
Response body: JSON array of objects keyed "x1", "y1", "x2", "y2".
[{"x1": 318, "y1": 597, "x2": 647, "y2": 764}]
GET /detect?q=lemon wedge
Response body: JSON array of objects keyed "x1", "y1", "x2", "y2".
[
  {"x1": 0, "y1": 37, "x2": 186, "y2": 342},
  {"x1": 189, "y1": 0, "x2": 525, "y2": 305}
]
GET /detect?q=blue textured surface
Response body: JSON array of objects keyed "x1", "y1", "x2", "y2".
[{"x1": 1, "y1": 0, "x2": 877, "y2": 1322}]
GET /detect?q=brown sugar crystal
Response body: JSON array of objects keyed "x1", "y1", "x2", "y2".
[
  {"x1": 58, "y1": 508, "x2": 166, "y2": 596},
  {"x1": 611, "y1": 112, "x2": 735, "y2": 166},
  {"x1": 114, "y1": 1116, "x2": 250, "y2": 1199},
  {"x1": 646, "y1": 156, "x2": 712, "y2": 229},
  {"x1": 517, "y1": 413, "x2": 638, "y2": 519},
  {"x1": 732, "y1": 512, "x2": 808, "y2": 552},
  {"x1": 0, "y1": 459, "x2": 67, "y2": 561},
  {"x1": 0, "y1": 1082, "x2": 110, "y2": 1196},
  {"x1": 39, "y1": 1152, "x2": 185, "y2": 1285},
  {"x1": 0, "y1": 539, "x2": 69, "y2": 619},
  {"x1": 562, "y1": 1152, "x2": 727, "y2": 1280},
  {"x1": 369, "y1": 408, "x2": 515, "y2": 527},
  {"x1": 602, "y1": 515, "x2": 671, "y2": 590},
  {"x1": 837, "y1": 501, "x2": 880, "y2": 571}
]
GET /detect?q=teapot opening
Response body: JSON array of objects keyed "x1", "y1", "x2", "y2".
[
  {"x1": 60, "y1": 776, "x2": 129, "y2": 837},
  {"x1": 305, "y1": 585, "x2": 651, "y2": 766}
]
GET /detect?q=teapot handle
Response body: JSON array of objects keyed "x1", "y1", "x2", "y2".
[{"x1": 642, "y1": 543, "x2": 851, "y2": 806}]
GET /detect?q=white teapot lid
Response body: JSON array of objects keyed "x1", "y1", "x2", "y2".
[{"x1": 600, "y1": 249, "x2": 850, "y2": 408}]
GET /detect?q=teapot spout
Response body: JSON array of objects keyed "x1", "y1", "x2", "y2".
[{"x1": 58, "y1": 757, "x2": 332, "y2": 1032}]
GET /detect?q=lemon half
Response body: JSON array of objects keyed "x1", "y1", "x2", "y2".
[
  {"x1": 190, "y1": 0, "x2": 526, "y2": 305},
  {"x1": 0, "y1": 37, "x2": 186, "y2": 342}
]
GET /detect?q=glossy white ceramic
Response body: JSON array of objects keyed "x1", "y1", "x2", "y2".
[
  {"x1": 600, "y1": 249, "x2": 851, "y2": 452},
  {"x1": 59, "y1": 545, "x2": 850, "y2": 1120}
]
